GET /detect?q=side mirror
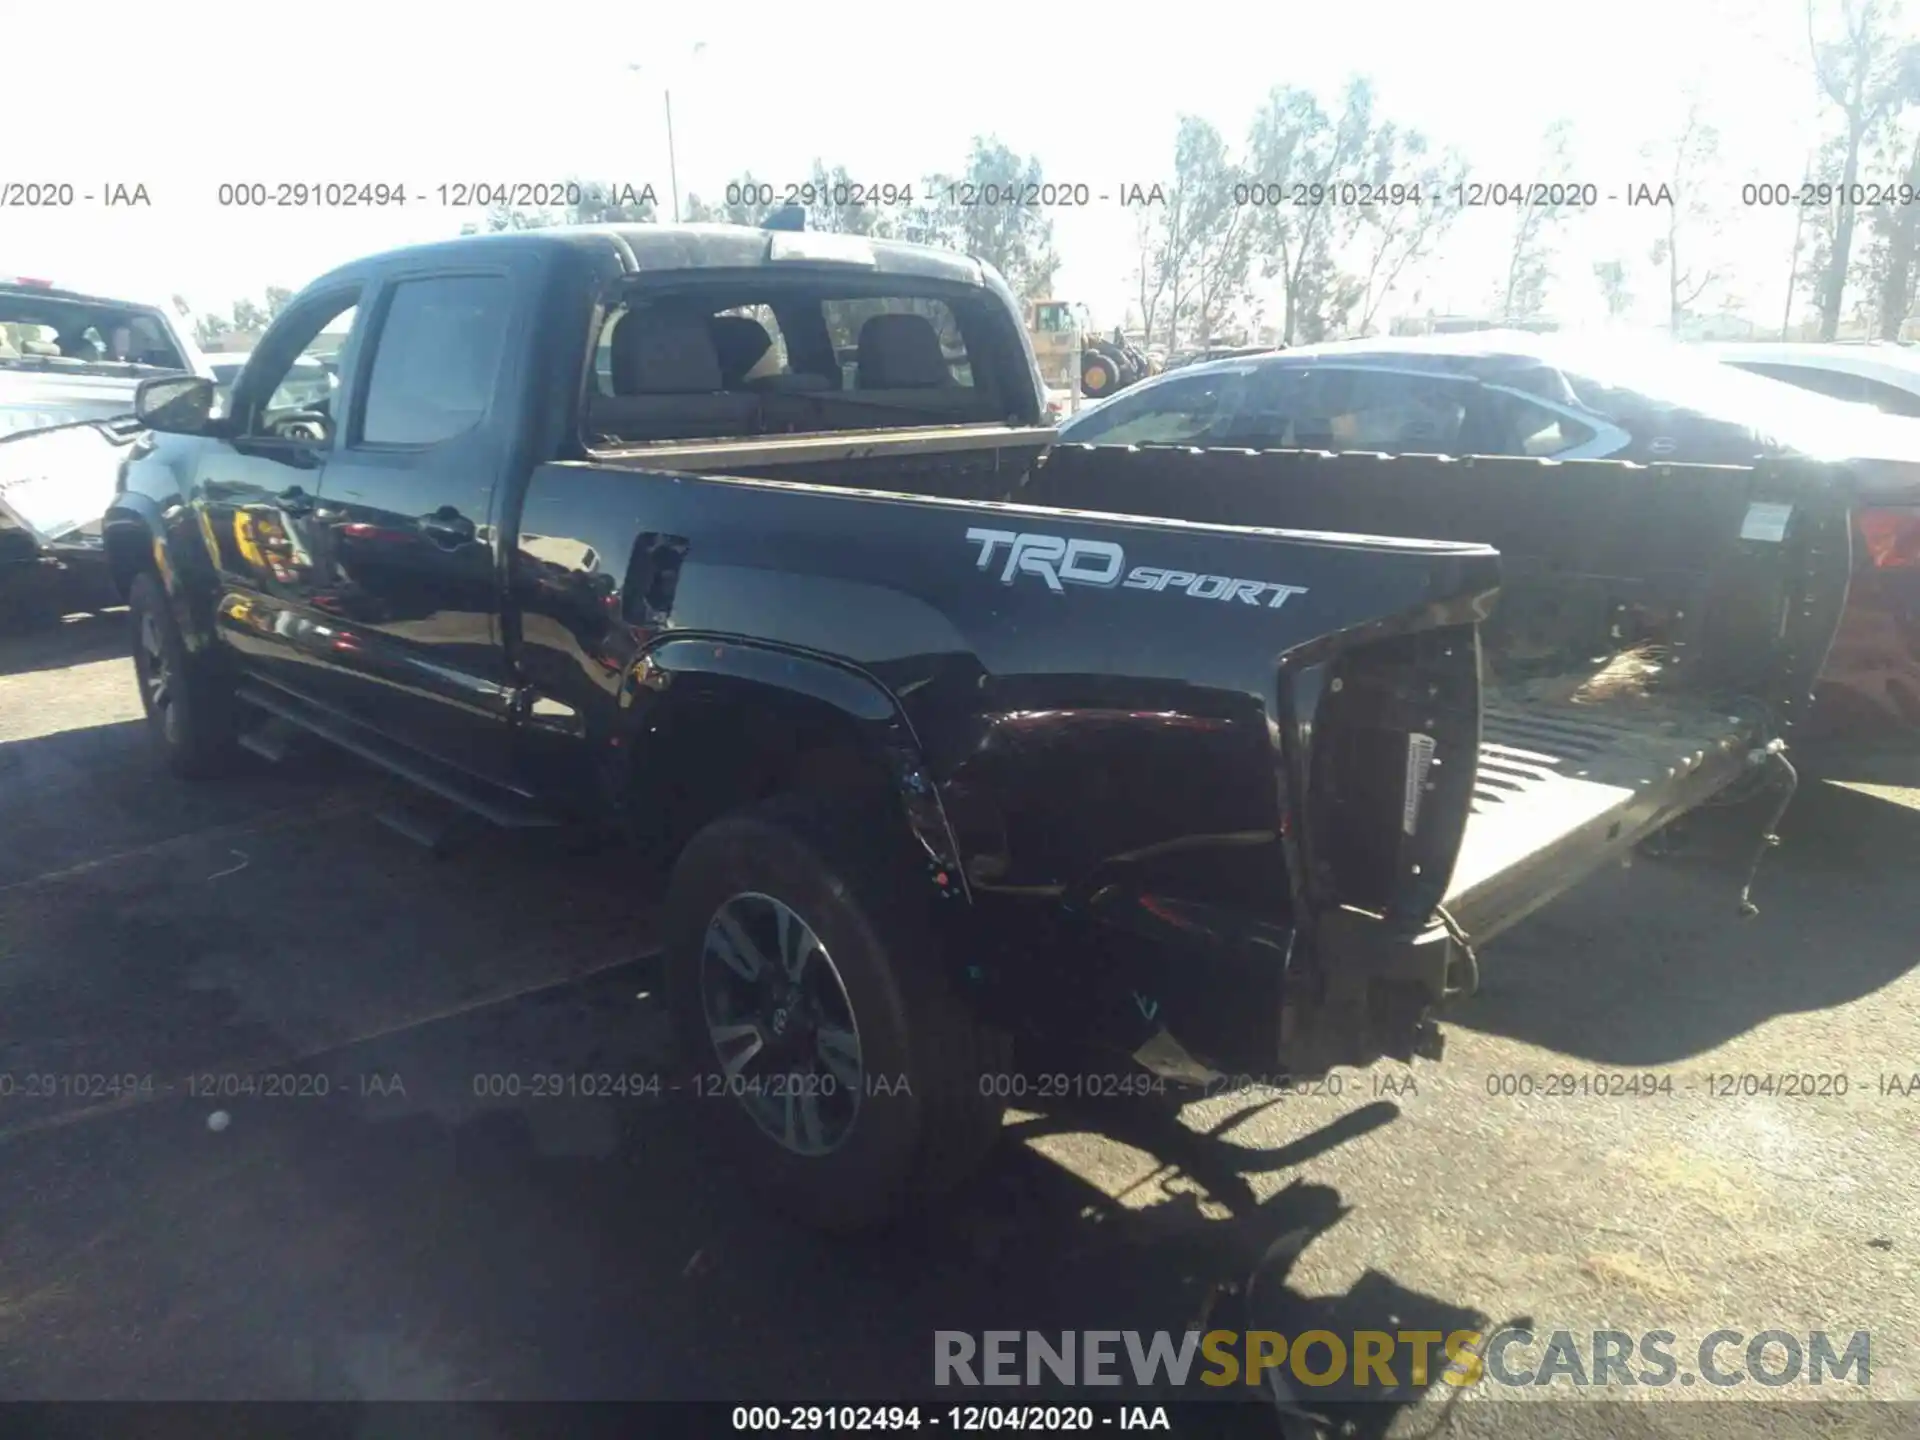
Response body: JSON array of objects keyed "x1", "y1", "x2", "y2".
[{"x1": 135, "y1": 375, "x2": 217, "y2": 435}]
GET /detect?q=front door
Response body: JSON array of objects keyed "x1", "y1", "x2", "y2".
[
  {"x1": 305, "y1": 270, "x2": 519, "y2": 785},
  {"x1": 199, "y1": 287, "x2": 365, "y2": 697}
]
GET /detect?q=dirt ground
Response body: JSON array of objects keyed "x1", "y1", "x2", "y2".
[{"x1": 0, "y1": 609, "x2": 1914, "y2": 1437}]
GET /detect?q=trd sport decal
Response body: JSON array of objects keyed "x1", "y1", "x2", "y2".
[{"x1": 965, "y1": 527, "x2": 1309, "y2": 609}]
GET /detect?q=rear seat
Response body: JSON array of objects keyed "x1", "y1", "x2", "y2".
[
  {"x1": 841, "y1": 313, "x2": 993, "y2": 421},
  {"x1": 709, "y1": 313, "x2": 837, "y2": 394},
  {"x1": 586, "y1": 308, "x2": 760, "y2": 442},
  {"x1": 856, "y1": 313, "x2": 953, "y2": 390},
  {"x1": 709, "y1": 314, "x2": 776, "y2": 388}
]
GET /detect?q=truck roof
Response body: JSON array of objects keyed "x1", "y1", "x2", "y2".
[
  {"x1": 309, "y1": 222, "x2": 990, "y2": 291},
  {"x1": 0, "y1": 280, "x2": 173, "y2": 315}
]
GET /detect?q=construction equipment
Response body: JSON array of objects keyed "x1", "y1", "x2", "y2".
[{"x1": 1026, "y1": 301, "x2": 1155, "y2": 401}]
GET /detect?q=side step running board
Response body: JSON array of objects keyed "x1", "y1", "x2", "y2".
[
  {"x1": 237, "y1": 716, "x2": 300, "y2": 764},
  {"x1": 372, "y1": 800, "x2": 484, "y2": 858},
  {"x1": 234, "y1": 681, "x2": 561, "y2": 832}
]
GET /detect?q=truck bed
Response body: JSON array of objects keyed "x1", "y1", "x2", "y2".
[
  {"x1": 1445, "y1": 684, "x2": 1756, "y2": 941},
  {"x1": 1017, "y1": 443, "x2": 1850, "y2": 946},
  {"x1": 556, "y1": 439, "x2": 1844, "y2": 969}
]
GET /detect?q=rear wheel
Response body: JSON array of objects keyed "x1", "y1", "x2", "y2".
[
  {"x1": 664, "y1": 794, "x2": 1007, "y2": 1232},
  {"x1": 128, "y1": 571, "x2": 235, "y2": 779},
  {"x1": 1081, "y1": 353, "x2": 1118, "y2": 397}
]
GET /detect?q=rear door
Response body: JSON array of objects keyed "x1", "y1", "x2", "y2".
[{"x1": 307, "y1": 269, "x2": 524, "y2": 783}]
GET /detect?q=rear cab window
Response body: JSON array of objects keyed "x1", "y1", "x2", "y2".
[
  {"x1": 581, "y1": 274, "x2": 1024, "y2": 450},
  {"x1": 822, "y1": 298, "x2": 973, "y2": 389}
]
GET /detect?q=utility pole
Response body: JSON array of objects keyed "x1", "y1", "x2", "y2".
[
  {"x1": 665, "y1": 90, "x2": 681, "y2": 222},
  {"x1": 1781, "y1": 148, "x2": 1813, "y2": 341},
  {"x1": 629, "y1": 46, "x2": 702, "y2": 224}
]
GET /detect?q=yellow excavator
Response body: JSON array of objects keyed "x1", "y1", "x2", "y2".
[{"x1": 1026, "y1": 301, "x2": 1154, "y2": 401}]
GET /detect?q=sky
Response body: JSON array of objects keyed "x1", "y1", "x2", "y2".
[{"x1": 2, "y1": 0, "x2": 1879, "y2": 335}]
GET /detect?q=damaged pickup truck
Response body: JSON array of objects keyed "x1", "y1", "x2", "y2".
[
  {"x1": 2, "y1": 279, "x2": 209, "y2": 616},
  {"x1": 107, "y1": 221, "x2": 1847, "y2": 1229}
]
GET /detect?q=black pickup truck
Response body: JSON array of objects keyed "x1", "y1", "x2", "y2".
[{"x1": 109, "y1": 222, "x2": 1848, "y2": 1230}]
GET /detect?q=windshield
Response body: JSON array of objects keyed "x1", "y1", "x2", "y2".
[
  {"x1": 1544, "y1": 337, "x2": 1920, "y2": 461},
  {"x1": 0, "y1": 290, "x2": 189, "y2": 374}
]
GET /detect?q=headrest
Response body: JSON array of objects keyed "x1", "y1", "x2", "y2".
[
  {"x1": 610, "y1": 307, "x2": 724, "y2": 394},
  {"x1": 709, "y1": 315, "x2": 774, "y2": 387},
  {"x1": 856, "y1": 313, "x2": 951, "y2": 390}
]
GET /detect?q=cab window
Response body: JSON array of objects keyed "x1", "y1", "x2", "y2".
[
  {"x1": 359, "y1": 276, "x2": 509, "y2": 446},
  {"x1": 233, "y1": 291, "x2": 358, "y2": 443}
]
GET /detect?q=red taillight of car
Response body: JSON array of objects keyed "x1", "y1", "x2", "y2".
[
  {"x1": 5, "y1": 277, "x2": 55, "y2": 288},
  {"x1": 1858, "y1": 507, "x2": 1920, "y2": 569}
]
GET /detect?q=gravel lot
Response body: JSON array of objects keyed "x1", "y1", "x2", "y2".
[{"x1": 0, "y1": 609, "x2": 1914, "y2": 1436}]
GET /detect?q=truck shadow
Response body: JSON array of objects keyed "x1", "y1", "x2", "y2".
[
  {"x1": 1442, "y1": 775, "x2": 1920, "y2": 1066},
  {"x1": 188, "y1": 1036, "x2": 1489, "y2": 1434},
  {"x1": 0, "y1": 723, "x2": 1487, "y2": 1429},
  {"x1": 0, "y1": 604, "x2": 129, "y2": 677}
]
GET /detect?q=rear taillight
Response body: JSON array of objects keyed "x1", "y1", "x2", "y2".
[{"x1": 1858, "y1": 507, "x2": 1920, "y2": 569}]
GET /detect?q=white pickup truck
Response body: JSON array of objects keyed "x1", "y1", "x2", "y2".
[{"x1": 0, "y1": 278, "x2": 209, "y2": 614}]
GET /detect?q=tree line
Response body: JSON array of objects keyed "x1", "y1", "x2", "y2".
[
  {"x1": 1125, "y1": 0, "x2": 1920, "y2": 353},
  {"x1": 176, "y1": 286, "x2": 295, "y2": 350},
  {"x1": 189, "y1": 1, "x2": 1920, "y2": 353}
]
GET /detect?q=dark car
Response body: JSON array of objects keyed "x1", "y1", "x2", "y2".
[
  {"x1": 1163, "y1": 344, "x2": 1283, "y2": 372},
  {"x1": 1060, "y1": 331, "x2": 1920, "y2": 757}
]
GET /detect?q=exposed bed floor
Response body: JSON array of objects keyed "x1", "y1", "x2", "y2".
[{"x1": 1442, "y1": 680, "x2": 1760, "y2": 940}]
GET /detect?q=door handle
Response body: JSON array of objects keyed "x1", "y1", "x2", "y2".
[
  {"x1": 419, "y1": 508, "x2": 476, "y2": 547},
  {"x1": 623, "y1": 533, "x2": 689, "y2": 625}
]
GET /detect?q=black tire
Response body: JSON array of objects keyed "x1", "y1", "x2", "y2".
[
  {"x1": 1081, "y1": 354, "x2": 1118, "y2": 397},
  {"x1": 663, "y1": 793, "x2": 1008, "y2": 1232},
  {"x1": 128, "y1": 570, "x2": 236, "y2": 779}
]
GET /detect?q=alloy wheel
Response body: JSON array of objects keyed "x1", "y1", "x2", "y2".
[
  {"x1": 137, "y1": 611, "x2": 180, "y2": 745},
  {"x1": 699, "y1": 891, "x2": 863, "y2": 1156}
]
